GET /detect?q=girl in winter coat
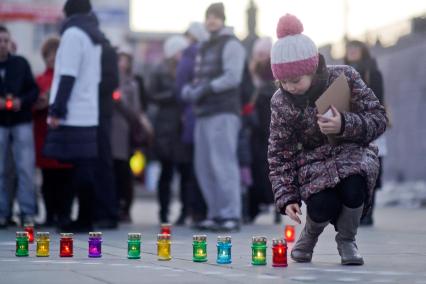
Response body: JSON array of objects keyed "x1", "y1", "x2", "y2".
[{"x1": 268, "y1": 14, "x2": 387, "y2": 265}]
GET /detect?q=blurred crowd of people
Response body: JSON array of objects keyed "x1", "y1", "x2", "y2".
[{"x1": 0, "y1": 0, "x2": 385, "y2": 233}]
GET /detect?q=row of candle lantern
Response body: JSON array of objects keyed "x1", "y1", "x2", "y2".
[
  {"x1": 15, "y1": 232, "x2": 289, "y2": 267},
  {"x1": 20, "y1": 223, "x2": 296, "y2": 245}
]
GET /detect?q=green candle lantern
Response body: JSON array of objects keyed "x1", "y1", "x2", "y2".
[
  {"x1": 16, "y1": 232, "x2": 29, "y2": 257},
  {"x1": 127, "y1": 233, "x2": 141, "y2": 259},
  {"x1": 251, "y1": 236, "x2": 267, "y2": 265},
  {"x1": 193, "y1": 235, "x2": 207, "y2": 262}
]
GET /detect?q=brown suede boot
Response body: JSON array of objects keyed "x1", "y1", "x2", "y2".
[
  {"x1": 335, "y1": 205, "x2": 364, "y2": 265},
  {"x1": 290, "y1": 215, "x2": 329, "y2": 262}
]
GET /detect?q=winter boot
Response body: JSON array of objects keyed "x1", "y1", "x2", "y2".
[
  {"x1": 290, "y1": 215, "x2": 329, "y2": 262},
  {"x1": 335, "y1": 205, "x2": 364, "y2": 265}
]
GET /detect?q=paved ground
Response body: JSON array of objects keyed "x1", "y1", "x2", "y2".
[{"x1": 1, "y1": 199, "x2": 426, "y2": 284}]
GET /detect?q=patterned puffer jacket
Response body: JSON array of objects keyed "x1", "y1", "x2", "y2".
[{"x1": 268, "y1": 64, "x2": 387, "y2": 214}]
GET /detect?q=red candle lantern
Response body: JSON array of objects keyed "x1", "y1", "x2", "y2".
[
  {"x1": 160, "y1": 223, "x2": 171, "y2": 235},
  {"x1": 272, "y1": 238, "x2": 288, "y2": 267},
  {"x1": 60, "y1": 233, "x2": 74, "y2": 257},
  {"x1": 24, "y1": 224, "x2": 34, "y2": 244},
  {"x1": 284, "y1": 225, "x2": 295, "y2": 242}
]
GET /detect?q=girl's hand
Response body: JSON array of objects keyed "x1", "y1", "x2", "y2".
[
  {"x1": 317, "y1": 105, "x2": 342, "y2": 135},
  {"x1": 285, "y1": 203, "x2": 302, "y2": 224}
]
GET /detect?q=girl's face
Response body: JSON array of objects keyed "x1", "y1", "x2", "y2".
[{"x1": 280, "y1": 74, "x2": 313, "y2": 95}]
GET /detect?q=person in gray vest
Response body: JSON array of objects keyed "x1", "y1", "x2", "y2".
[{"x1": 182, "y1": 2, "x2": 246, "y2": 232}]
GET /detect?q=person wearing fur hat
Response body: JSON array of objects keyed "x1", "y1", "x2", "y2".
[
  {"x1": 268, "y1": 14, "x2": 387, "y2": 265},
  {"x1": 181, "y1": 2, "x2": 246, "y2": 232}
]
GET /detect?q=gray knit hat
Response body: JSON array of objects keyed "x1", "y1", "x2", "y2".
[{"x1": 205, "y1": 2, "x2": 225, "y2": 21}]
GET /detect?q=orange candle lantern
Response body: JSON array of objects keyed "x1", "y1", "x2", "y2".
[{"x1": 284, "y1": 225, "x2": 295, "y2": 242}]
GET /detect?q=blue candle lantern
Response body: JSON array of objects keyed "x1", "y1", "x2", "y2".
[{"x1": 216, "y1": 236, "x2": 232, "y2": 264}]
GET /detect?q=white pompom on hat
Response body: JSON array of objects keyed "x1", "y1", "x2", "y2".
[
  {"x1": 163, "y1": 35, "x2": 189, "y2": 59},
  {"x1": 271, "y1": 14, "x2": 319, "y2": 80}
]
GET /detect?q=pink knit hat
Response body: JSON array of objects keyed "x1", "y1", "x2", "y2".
[{"x1": 271, "y1": 14, "x2": 319, "y2": 80}]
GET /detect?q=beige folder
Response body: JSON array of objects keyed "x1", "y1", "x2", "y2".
[
  {"x1": 315, "y1": 73, "x2": 351, "y2": 144},
  {"x1": 315, "y1": 73, "x2": 350, "y2": 115}
]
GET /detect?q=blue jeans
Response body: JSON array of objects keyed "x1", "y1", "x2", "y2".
[{"x1": 0, "y1": 123, "x2": 36, "y2": 218}]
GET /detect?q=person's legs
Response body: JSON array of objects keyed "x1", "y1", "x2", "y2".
[
  {"x1": 175, "y1": 162, "x2": 190, "y2": 225},
  {"x1": 72, "y1": 159, "x2": 96, "y2": 230},
  {"x1": 291, "y1": 188, "x2": 340, "y2": 262},
  {"x1": 5, "y1": 145, "x2": 17, "y2": 224},
  {"x1": 189, "y1": 167, "x2": 207, "y2": 223},
  {"x1": 307, "y1": 188, "x2": 342, "y2": 223},
  {"x1": 41, "y1": 169, "x2": 56, "y2": 225},
  {"x1": 114, "y1": 159, "x2": 133, "y2": 222},
  {"x1": 335, "y1": 175, "x2": 367, "y2": 265},
  {"x1": 361, "y1": 157, "x2": 382, "y2": 226},
  {"x1": 195, "y1": 114, "x2": 241, "y2": 231},
  {"x1": 94, "y1": 115, "x2": 118, "y2": 227},
  {"x1": 157, "y1": 159, "x2": 174, "y2": 223},
  {"x1": 210, "y1": 115, "x2": 241, "y2": 222},
  {"x1": 184, "y1": 144, "x2": 206, "y2": 223},
  {"x1": 194, "y1": 117, "x2": 218, "y2": 222},
  {"x1": 10, "y1": 123, "x2": 36, "y2": 222},
  {"x1": 53, "y1": 168, "x2": 73, "y2": 228},
  {"x1": 0, "y1": 127, "x2": 11, "y2": 225}
]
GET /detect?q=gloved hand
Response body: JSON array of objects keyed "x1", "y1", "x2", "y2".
[{"x1": 181, "y1": 83, "x2": 212, "y2": 103}]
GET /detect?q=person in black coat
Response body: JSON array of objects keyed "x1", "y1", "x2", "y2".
[
  {"x1": 344, "y1": 40, "x2": 386, "y2": 226},
  {"x1": 0, "y1": 25, "x2": 39, "y2": 227},
  {"x1": 149, "y1": 35, "x2": 189, "y2": 224}
]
